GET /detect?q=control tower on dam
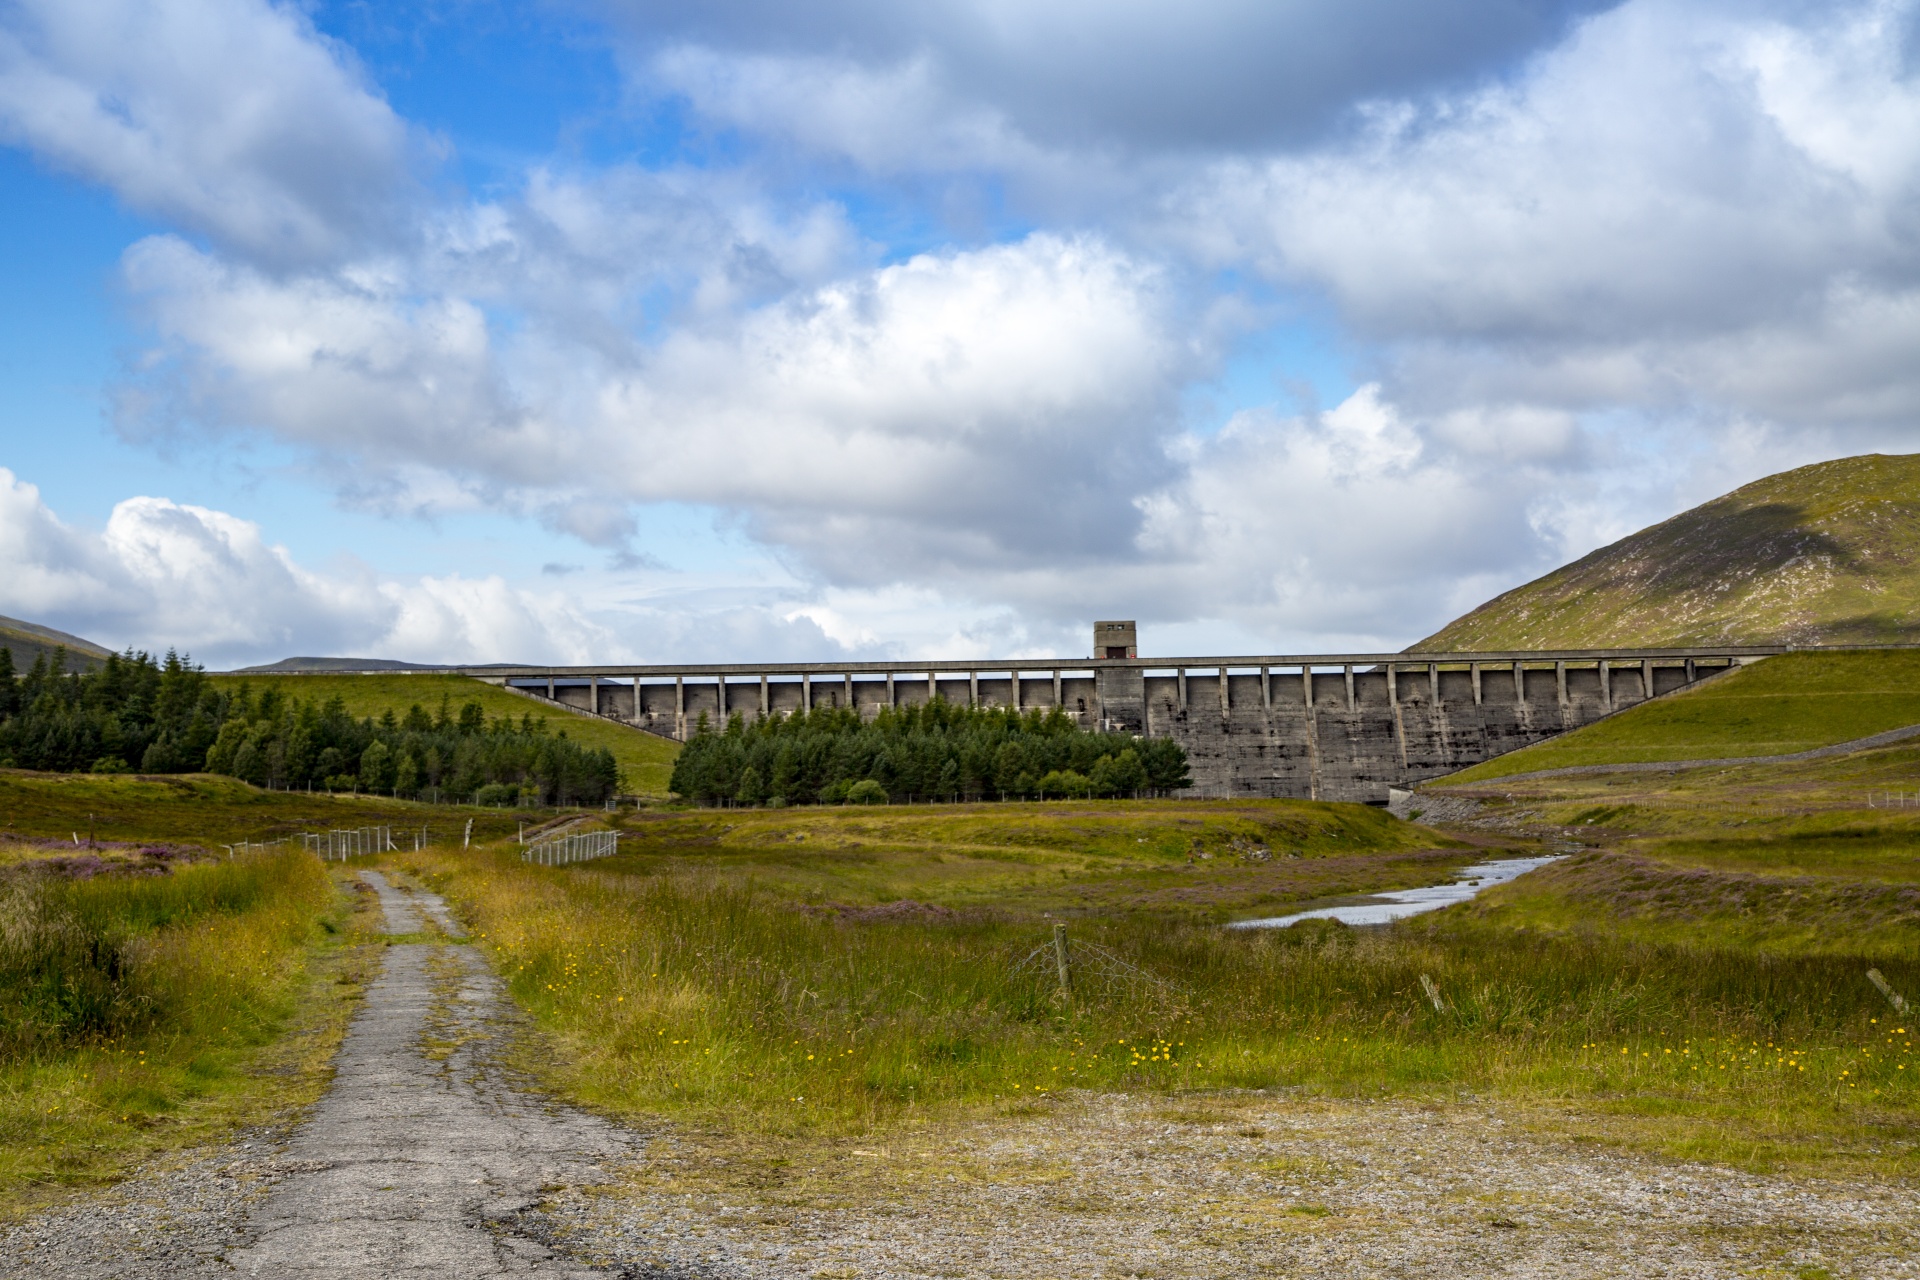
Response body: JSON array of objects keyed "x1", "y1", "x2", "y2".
[{"x1": 461, "y1": 623, "x2": 1799, "y2": 803}]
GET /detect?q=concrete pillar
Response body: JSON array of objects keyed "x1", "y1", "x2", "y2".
[
  {"x1": 1053, "y1": 669, "x2": 1062, "y2": 708},
  {"x1": 1011, "y1": 671, "x2": 1021, "y2": 711},
  {"x1": 716, "y1": 677, "x2": 726, "y2": 717},
  {"x1": 675, "y1": 675, "x2": 685, "y2": 739},
  {"x1": 1428, "y1": 663, "x2": 1439, "y2": 704},
  {"x1": 843, "y1": 673, "x2": 852, "y2": 709},
  {"x1": 546, "y1": 675, "x2": 554, "y2": 699},
  {"x1": 1642, "y1": 659, "x2": 1653, "y2": 700},
  {"x1": 633, "y1": 677, "x2": 643, "y2": 722},
  {"x1": 929, "y1": 671, "x2": 938, "y2": 704},
  {"x1": 1599, "y1": 661, "x2": 1612, "y2": 707},
  {"x1": 760, "y1": 673, "x2": 769, "y2": 717},
  {"x1": 970, "y1": 670, "x2": 979, "y2": 706},
  {"x1": 1387, "y1": 664, "x2": 1398, "y2": 705},
  {"x1": 1685, "y1": 658, "x2": 1697, "y2": 685},
  {"x1": 1513, "y1": 662, "x2": 1524, "y2": 702},
  {"x1": 1219, "y1": 667, "x2": 1230, "y2": 714},
  {"x1": 1302, "y1": 666, "x2": 1313, "y2": 708},
  {"x1": 1177, "y1": 668, "x2": 1187, "y2": 710},
  {"x1": 1344, "y1": 665, "x2": 1355, "y2": 709},
  {"x1": 1471, "y1": 663, "x2": 1482, "y2": 705},
  {"x1": 588, "y1": 674, "x2": 599, "y2": 714},
  {"x1": 1260, "y1": 666, "x2": 1271, "y2": 711},
  {"x1": 1555, "y1": 661, "x2": 1567, "y2": 706}
]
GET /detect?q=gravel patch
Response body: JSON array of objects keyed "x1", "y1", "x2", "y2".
[{"x1": 545, "y1": 1093, "x2": 1920, "y2": 1279}]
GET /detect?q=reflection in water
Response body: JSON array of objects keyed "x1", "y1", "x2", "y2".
[{"x1": 1227, "y1": 856, "x2": 1562, "y2": 930}]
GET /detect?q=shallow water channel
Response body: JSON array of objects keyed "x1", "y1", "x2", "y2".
[{"x1": 1228, "y1": 855, "x2": 1562, "y2": 930}]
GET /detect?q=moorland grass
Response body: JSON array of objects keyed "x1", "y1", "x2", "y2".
[
  {"x1": 1451, "y1": 649, "x2": 1920, "y2": 781},
  {"x1": 605, "y1": 798, "x2": 1466, "y2": 918},
  {"x1": 210, "y1": 673, "x2": 681, "y2": 795},
  {"x1": 0, "y1": 847, "x2": 375, "y2": 1205},
  {"x1": 0, "y1": 769, "x2": 535, "y2": 847},
  {"x1": 404, "y1": 796, "x2": 1919, "y2": 1174}
]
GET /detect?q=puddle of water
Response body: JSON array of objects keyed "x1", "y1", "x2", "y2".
[{"x1": 1227, "y1": 856, "x2": 1562, "y2": 930}]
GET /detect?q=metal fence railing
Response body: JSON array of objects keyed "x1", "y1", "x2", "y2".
[
  {"x1": 302, "y1": 827, "x2": 396, "y2": 861},
  {"x1": 522, "y1": 829, "x2": 619, "y2": 867}
]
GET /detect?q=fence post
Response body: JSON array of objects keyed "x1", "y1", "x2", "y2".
[
  {"x1": 1052, "y1": 923, "x2": 1073, "y2": 1000},
  {"x1": 1868, "y1": 968, "x2": 1910, "y2": 1014},
  {"x1": 464, "y1": 819, "x2": 473, "y2": 849}
]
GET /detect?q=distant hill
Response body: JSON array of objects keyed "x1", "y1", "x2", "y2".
[
  {"x1": 0, "y1": 614, "x2": 114, "y2": 672},
  {"x1": 1416, "y1": 453, "x2": 1920, "y2": 651},
  {"x1": 232, "y1": 657, "x2": 525, "y2": 673}
]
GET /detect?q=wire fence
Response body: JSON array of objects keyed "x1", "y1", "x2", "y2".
[
  {"x1": 1866, "y1": 791, "x2": 1920, "y2": 809},
  {"x1": 522, "y1": 829, "x2": 620, "y2": 867},
  {"x1": 301, "y1": 826, "x2": 399, "y2": 861}
]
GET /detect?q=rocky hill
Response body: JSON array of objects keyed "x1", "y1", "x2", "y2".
[
  {"x1": 0, "y1": 614, "x2": 113, "y2": 672},
  {"x1": 1415, "y1": 453, "x2": 1920, "y2": 651}
]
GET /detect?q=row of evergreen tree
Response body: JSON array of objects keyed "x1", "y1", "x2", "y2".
[
  {"x1": 668, "y1": 701, "x2": 1190, "y2": 806},
  {"x1": 0, "y1": 646, "x2": 620, "y2": 805}
]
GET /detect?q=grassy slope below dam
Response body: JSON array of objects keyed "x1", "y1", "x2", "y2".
[
  {"x1": 208, "y1": 672, "x2": 681, "y2": 797},
  {"x1": 1444, "y1": 649, "x2": 1920, "y2": 782}
]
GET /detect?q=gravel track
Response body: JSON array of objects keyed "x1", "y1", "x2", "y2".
[{"x1": 1, "y1": 871, "x2": 643, "y2": 1278}]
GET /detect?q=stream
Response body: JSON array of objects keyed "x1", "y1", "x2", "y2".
[{"x1": 1227, "y1": 855, "x2": 1562, "y2": 930}]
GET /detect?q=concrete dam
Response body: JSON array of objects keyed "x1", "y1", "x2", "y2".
[{"x1": 461, "y1": 626, "x2": 1795, "y2": 803}]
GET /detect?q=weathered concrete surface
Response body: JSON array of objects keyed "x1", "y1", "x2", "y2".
[{"x1": 221, "y1": 871, "x2": 635, "y2": 1277}]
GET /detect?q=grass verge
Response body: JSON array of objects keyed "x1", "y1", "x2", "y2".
[
  {"x1": 210, "y1": 672, "x2": 681, "y2": 796},
  {"x1": 0, "y1": 849, "x2": 381, "y2": 1214},
  {"x1": 1452, "y1": 649, "x2": 1920, "y2": 781}
]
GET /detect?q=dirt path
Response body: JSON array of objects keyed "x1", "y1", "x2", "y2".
[{"x1": 0, "y1": 871, "x2": 642, "y2": 1278}]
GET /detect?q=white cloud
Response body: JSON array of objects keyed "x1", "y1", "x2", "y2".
[
  {"x1": 121, "y1": 230, "x2": 1195, "y2": 580},
  {"x1": 1181, "y1": 0, "x2": 1920, "y2": 430},
  {"x1": 0, "y1": 468, "x2": 617, "y2": 668},
  {"x1": 0, "y1": 0, "x2": 413, "y2": 265}
]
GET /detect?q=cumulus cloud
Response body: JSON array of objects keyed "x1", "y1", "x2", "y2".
[
  {"x1": 121, "y1": 230, "x2": 1194, "y2": 580},
  {"x1": 0, "y1": 468, "x2": 616, "y2": 668},
  {"x1": 1183, "y1": 0, "x2": 1920, "y2": 428},
  {"x1": 613, "y1": 0, "x2": 1615, "y2": 155},
  {"x1": 0, "y1": 0, "x2": 413, "y2": 265}
]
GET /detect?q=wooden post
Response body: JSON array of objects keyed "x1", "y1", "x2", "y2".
[
  {"x1": 1868, "y1": 968, "x2": 1910, "y2": 1014},
  {"x1": 1052, "y1": 923, "x2": 1072, "y2": 999}
]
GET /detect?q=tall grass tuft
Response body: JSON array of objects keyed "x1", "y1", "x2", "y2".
[{"x1": 0, "y1": 850, "x2": 331, "y2": 1061}]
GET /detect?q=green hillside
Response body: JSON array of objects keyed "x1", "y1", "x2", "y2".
[
  {"x1": 1445, "y1": 649, "x2": 1920, "y2": 781},
  {"x1": 0, "y1": 614, "x2": 112, "y2": 672},
  {"x1": 1417, "y1": 453, "x2": 1920, "y2": 650},
  {"x1": 208, "y1": 672, "x2": 680, "y2": 797}
]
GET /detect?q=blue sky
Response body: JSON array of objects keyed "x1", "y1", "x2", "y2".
[{"x1": 2, "y1": 0, "x2": 1918, "y2": 668}]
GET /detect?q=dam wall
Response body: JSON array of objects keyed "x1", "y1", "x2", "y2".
[{"x1": 459, "y1": 646, "x2": 1784, "y2": 803}]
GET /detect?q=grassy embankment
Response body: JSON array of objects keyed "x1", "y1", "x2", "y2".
[
  {"x1": 1450, "y1": 649, "x2": 1920, "y2": 782},
  {"x1": 207, "y1": 672, "x2": 682, "y2": 797},
  {"x1": 0, "y1": 771, "x2": 531, "y2": 1211},
  {"x1": 402, "y1": 787, "x2": 1916, "y2": 1176}
]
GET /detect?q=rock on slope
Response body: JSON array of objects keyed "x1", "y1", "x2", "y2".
[{"x1": 1416, "y1": 453, "x2": 1920, "y2": 651}]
